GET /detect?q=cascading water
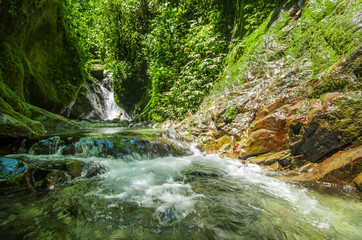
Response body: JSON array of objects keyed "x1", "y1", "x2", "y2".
[
  {"x1": 99, "y1": 84, "x2": 127, "y2": 120},
  {"x1": 99, "y1": 72, "x2": 130, "y2": 120},
  {"x1": 68, "y1": 69, "x2": 130, "y2": 121},
  {"x1": 0, "y1": 128, "x2": 361, "y2": 240}
]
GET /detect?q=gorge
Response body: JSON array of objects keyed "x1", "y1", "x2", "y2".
[{"x1": 0, "y1": 0, "x2": 361, "y2": 239}]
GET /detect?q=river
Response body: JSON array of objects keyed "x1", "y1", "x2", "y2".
[{"x1": 0, "y1": 127, "x2": 361, "y2": 239}]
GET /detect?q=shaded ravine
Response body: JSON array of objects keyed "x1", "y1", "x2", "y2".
[{"x1": 0, "y1": 128, "x2": 361, "y2": 239}]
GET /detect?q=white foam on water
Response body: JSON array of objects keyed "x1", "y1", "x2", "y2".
[{"x1": 9, "y1": 147, "x2": 360, "y2": 237}]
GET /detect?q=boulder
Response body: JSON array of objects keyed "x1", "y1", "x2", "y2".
[
  {"x1": 291, "y1": 146, "x2": 362, "y2": 186},
  {"x1": 0, "y1": 157, "x2": 30, "y2": 192}
]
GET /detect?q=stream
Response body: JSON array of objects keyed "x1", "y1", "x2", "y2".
[{"x1": 0, "y1": 127, "x2": 361, "y2": 240}]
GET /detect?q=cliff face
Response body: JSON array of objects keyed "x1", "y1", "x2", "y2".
[
  {"x1": 174, "y1": 0, "x2": 362, "y2": 189},
  {"x1": 0, "y1": 0, "x2": 84, "y2": 138}
]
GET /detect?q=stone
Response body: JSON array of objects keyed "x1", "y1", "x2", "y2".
[
  {"x1": 248, "y1": 150, "x2": 290, "y2": 166},
  {"x1": 351, "y1": 172, "x2": 362, "y2": 191},
  {"x1": 268, "y1": 161, "x2": 283, "y2": 170},
  {"x1": 289, "y1": 119, "x2": 348, "y2": 163},
  {"x1": 66, "y1": 161, "x2": 86, "y2": 178},
  {"x1": 291, "y1": 146, "x2": 362, "y2": 185},
  {"x1": 0, "y1": 157, "x2": 29, "y2": 191}
]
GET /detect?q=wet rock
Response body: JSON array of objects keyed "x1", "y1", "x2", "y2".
[
  {"x1": 0, "y1": 157, "x2": 29, "y2": 191},
  {"x1": 268, "y1": 161, "x2": 283, "y2": 170},
  {"x1": 0, "y1": 113, "x2": 46, "y2": 139},
  {"x1": 1, "y1": 155, "x2": 90, "y2": 191},
  {"x1": 238, "y1": 129, "x2": 285, "y2": 159},
  {"x1": 66, "y1": 160, "x2": 86, "y2": 178},
  {"x1": 290, "y1": 120, "x2": 338, "y2": 162},
  {"x1": 297, "y1": 162, "x2": 316, "y2": 174},
  {"x1": 68, "y1": 78, "x2": 106, "y2": 120},
  {"x1": 46, "y1": 170, "x2": 70, "y2": 187},
  {"x1": 185, "y1": 171, "x2": 219, "y2": 177},
  {"x1": 28, "y1": 104, "x2": 81, "y2": 131},
  {"x1": 351, "y1": 172, "x2": 362, "y2": 191},
  {"x1": 291, "y1": 146, "x2": 362, "y2": 186},
  {"x1": 82, "y1": 164, "x2": 106, "y2": 178},
  {"x1": 247, "y1": 150, "x2": 290, "y2": 166}
]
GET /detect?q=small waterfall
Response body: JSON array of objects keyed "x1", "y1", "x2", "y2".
[
  {"x1": 99, "y1": 84, "x2": 127, "y2": 120},
  {"x1": 68, "y1": 68, "x2": 130, "y2": 121},
  {"x1": 99, "y1": 71, "x2": 130, "y2": 120}
]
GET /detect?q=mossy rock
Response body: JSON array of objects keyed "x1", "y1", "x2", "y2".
[
  {"x1": 0, "y1": 0, "x2": 85, "y2": 114},
  {"x1": 66, "y1": 160, "x2": 86, "y2": 178},
  {"x1": 0, "y1": 157, "x2": 29, "y2": 191}
]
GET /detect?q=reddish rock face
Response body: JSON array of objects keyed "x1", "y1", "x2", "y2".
[
  {"x1": 177, "y1": 89, "x2": 361, "y2": 191},
  {"x1": 290, "y1": 146, "x2": 362, "y2": 186}
]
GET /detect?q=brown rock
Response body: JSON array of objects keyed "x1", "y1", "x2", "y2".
[
  {"x1": 269, "y1": 161, "x2": 284, "y2": 170},
  {"x1": 248, "y1": 150, "x2": 290, "y2": 165},
  {"x1": 351, "y1": 172, "x2": 362, "y2": 191},
  {"x1": 291, "y1": 146, "x2": 362, "y2": 185}
]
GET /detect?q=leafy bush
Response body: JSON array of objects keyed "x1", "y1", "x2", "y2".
[{"x1": 143, "y1": 3, "x2": 227, "y2": 121}]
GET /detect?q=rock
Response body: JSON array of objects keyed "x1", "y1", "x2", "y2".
[
  {"x1": 268, "y1": 161, "x2": 283, "y2": 170},
  {"x1": 0, "y1": 113, "x2": 45, "y2": 139},
  {"x1": 90, "y1": 60, "x2": 105, "y2": 81},
  {"x1": 45, "y1": 170, "x2": 70, "y2": 187},
  {"x1": 28, "y1": 104, "x2": 81, "y2": 131},
  {"x1": 0, "y1": 0, "x2": 84, "y2": 114},
  {"x1": 185, "y1": 171, "x2": 219, "y2": 177},
  {"x1": 351, "y1": 172, "x2": 362, "y2": 191},
  {"x1": 247, "y1": 150, "x2": 290, "y2": 166},
  {"x1": 291, "y1": 146, "x2": 362, "y2": 185},
  {"x1": 297, "y1": 162, "x2": 315, "y2": 174},
  {"x1": 68, "y1": 77, "x2": 106, "y2": 120},
  {"x1": 82, "y1": 164, "x2": 106, "y2": 178},
  {"x1": 0, "y1": 157, "x2": 29, "y2": 192},
  {"x1": 66, "y1": 160, "x2": 86, "y2": 178}
]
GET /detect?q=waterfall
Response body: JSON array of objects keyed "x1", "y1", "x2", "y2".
[
  {"x1": 99, "y1": 71, "x2": 130, "y2": 120},
  {"x1": 99, "y1": 84, "x2": 128, "y2": 120},
  {"x1": 67, "y1": 69, "x2": 130, "y2": 121}
]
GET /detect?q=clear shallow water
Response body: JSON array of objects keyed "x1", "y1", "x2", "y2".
[{"x1": 1, "y1": 136, "x2": 361, "y2": 239}]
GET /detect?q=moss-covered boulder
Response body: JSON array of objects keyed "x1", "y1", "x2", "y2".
[{"x1": 0, "y1": 157, "x2": 30, "y2": 192}]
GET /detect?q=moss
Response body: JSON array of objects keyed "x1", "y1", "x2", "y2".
[
  {"x1": 221, "y1": 105, "x2": 239, "y2": 123},
  {"x1": 0, "y1": 80, "x2": 30, "y2": 117},
  {"x1": 0, "y1": 0, "x2": 85, "y2": 114},
  {"x1": 324, "y1": 93, "x2": 362, "y2": 140},
  {"x1": 210, "y1": 0, "x2": 361, "y2": 99}
]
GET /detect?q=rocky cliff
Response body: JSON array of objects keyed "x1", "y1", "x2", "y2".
[
  {"x1": 172, "y1": 0, "x2": 362, "y2": 190},
  {"x1": 0, "y1": 0, "x2": 85, "y2": 138}
]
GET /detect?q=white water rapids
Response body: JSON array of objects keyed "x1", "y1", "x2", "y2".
[{"x1": 2, "y1": 139, "x2": 362, "y2": 239}]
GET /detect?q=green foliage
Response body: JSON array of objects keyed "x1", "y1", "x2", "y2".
[
  {"x1": 61, "y1": 0, "x2": 95, "y2": 64},
  {"x1": 142, "y1": 3, "x2": 227, "y2": 121},
  {"x1": 93, "y1": 0, "x2": 152, "y2": 113},
  {"x1": 214, "y1": 0, "x2": 362, "y2": 98},
  {"x1": 233, "y1": 0, "x2": 279, "y2": 39}
]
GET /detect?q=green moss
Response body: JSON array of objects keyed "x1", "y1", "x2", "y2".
[
  {"x1": 211, "y1": 0, "x2": 361, "y2": 99},
  {"x1": 221, "y1": 105, "x2": 239, "y2": 123},
  {"x1": 324, "y1": 93, "x2": 362, "y2": 140},
  {"x1": 0, "y1": 0, "x2": 85, "y2": 114},
  {"x1": 0, "y1": 80, "x2": 30, "y2": 117}
]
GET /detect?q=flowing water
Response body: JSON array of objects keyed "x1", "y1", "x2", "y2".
[
  {"x1": 99, "y1": 85, "x2": 129, "y2": 120},
  {"x1": 0, "y1": 128, "x2": 361, "y2": 240}
]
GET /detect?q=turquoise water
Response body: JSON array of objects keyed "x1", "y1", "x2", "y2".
[{"x1": 0, "y1": 130, "x2": 361, "y2": 239}]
